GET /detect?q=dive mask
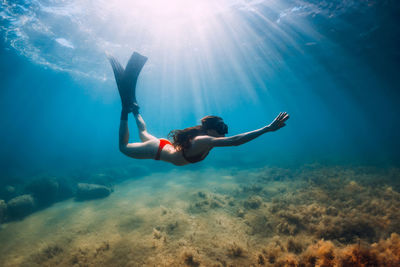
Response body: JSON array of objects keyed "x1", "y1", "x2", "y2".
[{"x1": 216, "y1": 122, "x2": 228, "y2": 135}]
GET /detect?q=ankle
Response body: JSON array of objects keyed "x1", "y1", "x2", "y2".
[
  {"x1": 132, "y1": 103, "x2": 140, "y2": 115},
  {"x1": 120, "y1": 109, "x2": 130, "y2": 121}
]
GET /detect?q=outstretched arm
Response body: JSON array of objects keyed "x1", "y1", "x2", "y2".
[{"x1": 199, "y1": 112, "x2": 289, "y2": 147}]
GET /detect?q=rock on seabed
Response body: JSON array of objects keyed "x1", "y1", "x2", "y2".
[
  {"x1": 76, "y1": 183, "x2": 111, "y2": 201},
  {"x1": 7, "y1": 194, "x2": 35, "y2": 219}
]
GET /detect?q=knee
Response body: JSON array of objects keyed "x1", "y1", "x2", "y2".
[{"x1": 119, "y1": 144, "x2": 127, "y2": 154}]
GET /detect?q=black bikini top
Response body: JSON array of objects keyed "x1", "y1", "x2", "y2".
[{"x1": 182, "y1": 149, "x2": 209, "y2": 164}]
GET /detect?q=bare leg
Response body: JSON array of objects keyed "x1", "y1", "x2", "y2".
[
  {"x1": 134, "y1": 113, "x2": 157, "y2": 142},
  {"x1": 119, "y1": 119, "x2": 130, "y2": 149},
  {"x1": 110, "y1": 52, "x2": 156, "y2": 159},
  {"x1": 119, "y1": 118, "x2": 158, "y2": 159}
]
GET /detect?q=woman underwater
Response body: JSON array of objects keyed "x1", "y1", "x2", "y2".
[{"x1": 109, "y1": 52, "x2": 289, "y2": 166}]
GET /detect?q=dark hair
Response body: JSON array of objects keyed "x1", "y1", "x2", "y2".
[{"x1": 168, "y1": 116, "x2": 225, "y2": 151}]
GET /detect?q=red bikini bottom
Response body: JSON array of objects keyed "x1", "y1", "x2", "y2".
[{"x1": 155, "y1": 139, "x2": 172, "y2": 160}]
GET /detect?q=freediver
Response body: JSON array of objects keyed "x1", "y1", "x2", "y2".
[{"x1": 109, "y1": 52, "x2": 289, "y2": 166}]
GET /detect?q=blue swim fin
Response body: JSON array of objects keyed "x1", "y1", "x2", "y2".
[{"x1": 108, "y1": 52, "x2": 148, "y2": 114}]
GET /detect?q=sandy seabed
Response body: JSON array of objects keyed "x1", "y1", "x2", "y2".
[{"x1": 0, "y1": 164, "x2": 399, "y2": 267}]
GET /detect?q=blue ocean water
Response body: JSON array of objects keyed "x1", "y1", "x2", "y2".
[
  {"x1": 1, "y1": 0, "x2": 399, "y2": 174},
  {"x1": 0, "y1": 1, "x2": 399, "y2": 266}
]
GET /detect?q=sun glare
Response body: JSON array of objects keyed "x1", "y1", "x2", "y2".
[
  {"x1": 132, "y1": 0, "x2": 221, "y2": 20},
  {"x1": 1, "y1": 0, "x2": 329, "y2": 117},
  {"x1": 95, "y1": 0, "x2": 316, "y2": 116},
  {"x1": 105, "y1": 0, "x2": 232, "y2": 35}
]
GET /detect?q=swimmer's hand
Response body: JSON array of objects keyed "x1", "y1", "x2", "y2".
[{"x1": 267, "y1": 112, "x2": 289, "y2": 132}]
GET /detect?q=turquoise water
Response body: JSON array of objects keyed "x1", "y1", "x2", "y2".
[{"x1": 0, "y1": 1, "x2": 399, "y2": 266}]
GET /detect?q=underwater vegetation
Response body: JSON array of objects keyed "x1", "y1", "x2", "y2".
[{"x1": 0, "y1": 164, "x2": 399, "y2": 266}]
